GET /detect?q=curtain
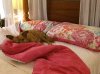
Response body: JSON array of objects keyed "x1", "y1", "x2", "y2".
[
  {"x1": 79, "y1": 0, "x2": 100, "y2": 27},
  {"x1": 0, "y1": 0, "x2": 5, "y2": 19},
  {"x1": 28, "y1": 0, "x2": 47, "y2": 20},
  {"x1": 1, "y1": 0, "x2": 47, "y2": 26},
  {"x1": 2, "y1": 0, "x2": 14, "y2": 26},
  {"x1": 1, "y1": 0, "x2": 23, "y2": 26}
]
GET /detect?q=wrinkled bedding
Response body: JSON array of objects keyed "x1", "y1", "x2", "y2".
[
  {"x1": 0, "y1": 40, "x2": 90, "y2": 74},
  {"x1": 53, "y1": 41, "x2": 100, "y2": 74},
  {"x1": 0, "y1": 25, "x2": 100, "y2": 74}
]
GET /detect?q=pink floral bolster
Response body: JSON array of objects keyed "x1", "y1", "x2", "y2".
[
  {"x1": 47, "y1": 23, "x2": 100, "y2": 51},
  {"x1": 54, "y1": 37, "x2": 100, "y2": 52}
]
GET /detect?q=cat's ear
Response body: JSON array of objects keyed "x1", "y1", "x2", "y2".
[{"x1": 6, "y1": 35, "x2": 14, "y2": 40}]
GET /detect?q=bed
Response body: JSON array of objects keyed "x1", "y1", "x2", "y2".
[
  {"x1": 0, "y1": 24, "x2": 100, "y2": 74},
  {"x1": 0, "y1": 0, "x2": 100, "y2": 74}
]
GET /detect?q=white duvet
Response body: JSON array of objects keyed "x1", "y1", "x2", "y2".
[
  {"x1": 0, "y1": 25, "x2": 100, "y2": 74},
  {"x1": 53, "y1": 41, "x2": 100, "y2": 74}
]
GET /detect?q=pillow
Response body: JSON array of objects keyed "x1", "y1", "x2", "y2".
[
  {"x1": 47, "y1": 22, "x2": 100, "y2": 51},
  {"x1": 19, "y1": 20, "x2": 59, "y2": 33}
]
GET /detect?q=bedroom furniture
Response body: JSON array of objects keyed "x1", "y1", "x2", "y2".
[
  {"x1": 21, "y1": 0, "x2": 80, "y2": 23},
  {"x1": 13, "y1": 0, "x2": 29, "y2": 22},
  {"x1": 47, "y1": 0, "x2": 80, "y2": 23},
  {"x1": 0, "y1": 40, "x2": 100, "y2": 74},
  {"x1": 0, "y1": 21, "x2": 100, "y2": 74},
  {"x1": 23, "y1": 0, "x2": 29, "y2": 21},
  {"x1": 0, "y1": 0, "x2": 100, "y2": 74}
]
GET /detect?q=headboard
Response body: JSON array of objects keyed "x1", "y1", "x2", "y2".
[
  {"x1": 23, "y1": 0, "x2": 80, "y2": 23},
  {"x1": 47, "y1": 0, "x2": 80, "y2": 24}
]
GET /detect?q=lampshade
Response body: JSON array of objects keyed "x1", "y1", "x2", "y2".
[
  {"x1": 12, "y1": 0, "x2": 29, "y2": 23},
  {"x1": 12, "y1": 0, "x2": 23, "y2": 23},
  {"x1": 12, "y1": 0, "x2": 23, "y2": 11}
]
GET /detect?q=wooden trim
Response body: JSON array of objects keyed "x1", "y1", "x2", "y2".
[{"x1": 23, "y1": 0, "x2": 29, "y2": 21}]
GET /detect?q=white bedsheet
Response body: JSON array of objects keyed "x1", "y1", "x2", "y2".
[
  {"x1": 0, "y1": 26, "x2": 100, "y2": 74},
  {"x1": 53, "y1": 41, "x2": 100, "y2": 74},
  {"x1": 0, "y1": 41, "x2": 100, "y2": 74}
]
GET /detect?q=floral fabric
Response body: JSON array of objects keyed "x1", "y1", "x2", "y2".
[
  {"x1": 19, "y1": 20, "x2": 59, "y2": 33},
  {"x1": 47, "y1": 22, "x2": 100, "y2": 51}
]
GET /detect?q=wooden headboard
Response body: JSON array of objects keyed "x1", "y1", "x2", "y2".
[
  {"x1": 47, "y1": 0, "x2": 80, "y2": 24},
  {"x1": 23, "y1": 0, "x2": 80, "y2": 23}
]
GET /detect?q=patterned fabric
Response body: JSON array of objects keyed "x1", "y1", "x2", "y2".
[
  {"x1": 0, "y1": 40, "x2": 90, "y2": 74},
  {"x1": 47, "y1": 22, "x2": 100, "y2": 51},
  {"x1": 19, "y1": 20, "x2": 59, "y2": 33}
]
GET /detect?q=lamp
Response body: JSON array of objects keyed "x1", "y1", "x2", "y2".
[
  {"x1": 12, "y1": 0, "x2": 29, "y2": 24},
  {"x1": 12, "y1": 0, "x2": 23, "y2": 24}
]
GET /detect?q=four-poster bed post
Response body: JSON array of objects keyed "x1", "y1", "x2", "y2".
[{"x1": 23, "y1": 0, "x2": 29, "y2": 21}]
